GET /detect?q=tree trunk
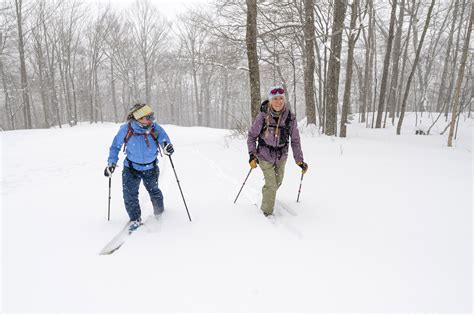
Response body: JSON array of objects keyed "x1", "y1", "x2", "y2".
[
  {"x1": 303, "y1": 0, "x2": 316, "y2": 125},
  {"x1": 110, "y1": 57, "x2": 118, "y2": 122},
  {"x1": 34, "y1": 38, "x2": 50, "y2": 128},
  {"x1": 448, "y1": 3, "x2": 473, "y2": 146},
  {"x1": 397, "y1": 0, "x2": 436, "y2": 135},
  {"x1": 68, "y1": 43, "x2": 78, "y2": 125},
  {"x1": 192, "y1": 66, "x2": 201, "y2": 125},
  {"x1": 375, "y1": 0, "x2": 397, "y2": 128},
  {"x1": 15, "y1": 0, "x2": 32, "y2": 129},
  {"x1": 246, "y1": 0, "x2": 261, "y2": 121},
  {"x1": 340, "y1": 0, "x2": 358, "y2": 137},
  {"x1": 314, "y1": 38, "x2": 324, "y2": 126},
  {"x1": 445, "y1": 0, "x2": 467, "y2": 120},
  {"x1": 361, "y1": 0, "x2": 374, "y2": 124},
  {"x1": 0, "y1": 54, "x2": 14, "y2": 129},
  {"x1": 394, "y1": 6, "x2": 414, "y2": 122},
  {"x1": 325, "y1": 0, "x2": 346, "y2": 136},
  {"x1": 387, "y1": 0, "x2": 405, "y2": 121},
  {"x1": 145, "y1": 61, "x2": 150, "y2": 104}
]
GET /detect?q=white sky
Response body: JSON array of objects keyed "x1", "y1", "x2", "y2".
[{"x1": 88, "y1": 0, "x2": 211, "y2": 21}]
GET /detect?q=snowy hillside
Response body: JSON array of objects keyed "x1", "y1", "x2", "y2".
[{"x1": 2, "y1": 113, "x2": 472, "y2": 312}]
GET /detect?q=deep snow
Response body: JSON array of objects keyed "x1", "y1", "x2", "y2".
[{"x1": 1, "y1": 113, "x2": 472, "y2": 312}]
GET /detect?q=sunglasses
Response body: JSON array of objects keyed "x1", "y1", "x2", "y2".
[{"x1": 270, "y1": 88, "x2": 285, "y2": 95}]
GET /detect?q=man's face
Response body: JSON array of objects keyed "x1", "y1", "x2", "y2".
[{"x1": 270, "y1": 96, "x2": 285, "y2": 112}]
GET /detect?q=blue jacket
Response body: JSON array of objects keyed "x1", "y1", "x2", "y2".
[{"x1": 107, "y1": 120, "x2": 171, "y2": 171}]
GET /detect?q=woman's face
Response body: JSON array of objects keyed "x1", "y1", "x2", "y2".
[
  {"x1": 138, "y1": 114, "x2": 154, "y2": 126},
  {"x1": 270, "y1": 96, "x2": 285, "y2": 112}
]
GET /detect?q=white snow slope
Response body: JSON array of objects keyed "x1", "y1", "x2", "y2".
[{"x1": 2, "y1": 113, "x2": 472, "y2": 313}]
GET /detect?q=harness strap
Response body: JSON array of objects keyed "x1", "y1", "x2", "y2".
[
  {"x1": 257, "y1": 140, "x2": 286, "y2": 159},
  {"x1": 126, "y1": 157, "x2": 157, "y2": 173},
  {"x1": 259, "y1": 111, "x2": 293, "y2": 149},
  {"x1": 123, "y1": 121, "x2": 159, "y2": 152}
]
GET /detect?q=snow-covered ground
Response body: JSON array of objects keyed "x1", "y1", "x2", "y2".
[{"x1": 2, "y1": 113, "x2": 472, "y2": 313}]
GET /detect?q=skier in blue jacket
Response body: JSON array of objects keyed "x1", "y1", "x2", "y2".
[{"x1": 104, "y1": 104, "x2": 174, "y2": 231}]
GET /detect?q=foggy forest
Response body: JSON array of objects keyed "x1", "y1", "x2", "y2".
[{"x1": 1, "y1": 0, "x2": 472, "y2": 141}]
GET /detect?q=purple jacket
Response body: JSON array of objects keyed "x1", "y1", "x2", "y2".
[{"x1": 247, "y1": 107, "x2": 304, "y2": 165}]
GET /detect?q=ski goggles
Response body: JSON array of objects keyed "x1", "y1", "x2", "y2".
[
  {"x1": 270, "y1": 88, "x2": 285, "y2": 95},
  {"x1": 143, "y1": 114, "x2": 155, "y2": 121}
]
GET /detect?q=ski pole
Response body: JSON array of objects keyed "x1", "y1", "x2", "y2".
[
  {"x1": 296, "y1": 173, "x2": 304, "y2": 202},
  {"x1": 234, "y1": 168, "x2": 253, "y2": 204},
  {"x1": 168, "y1": 155, "x2": 192, "y2": 222},
  {"x1": 107, "y1": 176, "x2": 112, "y2": 221}
]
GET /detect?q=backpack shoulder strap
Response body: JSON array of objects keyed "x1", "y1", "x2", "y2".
[
  {"x1": 123, "y1": 121, "x2": 134, "y2": 152},
  {"x1": 150, "y1": 124, "x2": 159, "y2": 141},
  {"x1": 285, "y1": 109, "x2": 293, "y2": 130}
]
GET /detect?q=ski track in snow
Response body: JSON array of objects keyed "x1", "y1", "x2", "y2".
[{"x1": 189, "y1": 146, "x2": 305, "y2": 239}]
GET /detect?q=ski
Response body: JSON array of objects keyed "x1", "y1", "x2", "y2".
[
  {"x1": 99, "y1": 221, "x2": 141, "y2": 255},
  {"x1": 99, "y1": 215, "x2": 162, "y2": 255}
]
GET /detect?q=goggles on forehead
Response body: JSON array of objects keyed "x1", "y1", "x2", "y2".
[{"x1": 270, "y1": 88, "x2": 285, "y2": 95}]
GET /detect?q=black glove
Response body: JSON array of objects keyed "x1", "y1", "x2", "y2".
[
  {"x1": 104, "y1": 164, "x2": 116, "y2": 177},
  {"x1": 163, "y1": 142, "x2": 174, "y2": 156},
  {"x1": 296, "y1": 161, "x2": 308, "y2": 174},
  {"x1": 249, "y1": 153, "x2": 258, "y2": 169}
]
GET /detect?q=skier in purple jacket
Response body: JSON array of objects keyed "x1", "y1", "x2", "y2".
[{"x1": 247, "y1": 86, "x2": 308, "y2": 216}]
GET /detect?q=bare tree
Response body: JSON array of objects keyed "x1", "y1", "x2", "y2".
[
  {"x1": 340, "y1": 0, "x2": 360, "y2": 137},
  {"x1": 396, "y1": 0, "x2": 436, "y2": 135},
  {"x1": 386, "y1": 0, "x2": 405, "y2": 124},
  {"x1": 303, "y1": 0, "x2": 316, "y2": 125},
  {"x1": 246, "y1": 0, "x2": 261, "y2": 120},
  {"x1": 13, "y1": 0, "x2": 32, "y2": 128},
  {"x1": 1, "y1": 1, "x2": 17, "y2": 130},
  {"x1": 325, "y1": 0, "x2": 346, "y2": 136},
  {"x1": 375, "y1": 0, "x2": 397, "y2": 128},
  {"x1": 177, "y1": 10, "x2": 209, "y2": 126},
  {"x1": 444, "y1": 0, "x2": 467, "y2": 120},
  {"x1": 448, "y1": 3, "x2": 472, "y2": 147},
  {"x1": 84, "y1": 9, "x2": 109, "y2": 123},
  {"x1": 435, "y1": 1, "x2": 459, "y2": 114},
  {"x1": 361, "y1": 0, "x2": 374, "y2": 124},
  {"x1": 130, "y1": 0, "x2": 169, "y2": 104}
]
